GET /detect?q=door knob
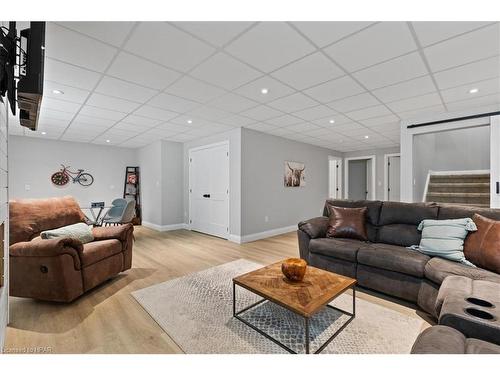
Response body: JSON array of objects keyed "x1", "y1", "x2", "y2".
[{"x1": 203, "y1": 194, "x2": 211, "y2": 198}]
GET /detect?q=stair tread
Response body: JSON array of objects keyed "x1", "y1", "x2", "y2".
[
  {"x1": 428, "y1": 182, "x2": 490, "y2": 187},
  {"x1": 426, "y1": 192, "x2": 490, "y2": 197}
]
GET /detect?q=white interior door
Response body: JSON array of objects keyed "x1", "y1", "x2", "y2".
[
  {"x1": 189, "y1": 142, "x2": 229, "y2": 239},
  {"x1": 329, "y1": 158, "x2": 342, "y2": 198},
  {"x1": 388, "y1": 156, "x2": 401, "y2": 201}
]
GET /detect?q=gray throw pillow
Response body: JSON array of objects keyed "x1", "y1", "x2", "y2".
[
  {"x1": 410, "y1": 218, "x2": 477, "y2": 266},
  {"x1": 41, "y1": 222, "x2": 94, "y2": 244}
]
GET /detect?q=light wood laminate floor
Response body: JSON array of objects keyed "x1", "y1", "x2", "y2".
[{"x1": 5, "y1": 227, "x2": 430, "y2": 353}]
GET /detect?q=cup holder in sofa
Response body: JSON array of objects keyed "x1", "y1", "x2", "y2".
[
  {"x1": 464, "y1": 307, "x2": 495, "y2": 320},
  {"x1": 465, "y1": 297, "x2": 495, "y2": 308}
]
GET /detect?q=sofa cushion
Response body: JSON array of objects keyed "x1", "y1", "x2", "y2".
[
  {"x1": 424, "y1": 257, "x2": 500, "y2": 285},
  {"x1": 379, "y1": 201, "x2": 438, "y2": 226},
  {"x1": 323, "y1": 199, "x2": 381, "y2": 242},
  {"x1": 378, "y1": 224, "x2": 421, "y2": 247},
  {"x1": 309, "y1": 237, "x2": 371, "y2": 262},
  {"x1": 81, "y1": 239, "x2": 122, "y2": 267},
  {"x1": 326, "y1": 205, "x2": 368, "y2": 241},
  {"x1": 357, "y1": 243, "x2": 430, "y2": 277},
  {"x1": 464, "y1": 214, "x2": 500, "y2": 273},
  {"x1": 438, "y1": 204, "x2": 500, "y2": 221},
  {"x1": 411, "y1": 326, "x2": 466, "y2": 354}
]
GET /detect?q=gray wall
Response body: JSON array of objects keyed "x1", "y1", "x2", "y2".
[
  {"x1": 0, "y1": 93, "x2": 8, "y2": 348},
  {"x1": 241, "y1": 128, "x2": 341, "y2": 236},
  {"x1": 8, "y1": 135, "x2": 137, "y2": 209},
  {"x1": 137, "y1": 141, "x2": 162, "y2": 226},
  {"x1": 183, "y1": 128, "x2": 242, "y2": 236},
  {"x1": 161, "y1": 141, "x2": 184, "y2": 226},
  {"x1": 413, "y1": 126, "x2": 490, "y2": 201},
  {"x1": 343, "y1": 146, "x2": 400, "y2": 201}
]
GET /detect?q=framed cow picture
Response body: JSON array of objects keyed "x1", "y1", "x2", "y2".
[{"x1": 284, "y1": 161, "x2": 306, "y2": 187}]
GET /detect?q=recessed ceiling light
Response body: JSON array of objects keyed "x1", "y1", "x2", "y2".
[
  {"x1": 52, "y1": 89, "x2": 64, "y2": 95},
  {"x1": 187, "y1": 119, "x2": 193, "y2": 124},
  {"x1": 329, "y1": 119, "x2": 335, "y2": 124},
  {"x1": 261, "y1": 88, "x2": 269, "y2": 95},
  {"x1": 106, "y1": 139, "x2": 111, "y2": 143},
  {"x1": 364, "y1": 135, "x2": 369, "y2": 139},
  {"x1": 469, "y1": 88, "x2": 479, "y2": 94},
  {"x1": 41, "y1": 131, "x2": 46, "y2": 135}
]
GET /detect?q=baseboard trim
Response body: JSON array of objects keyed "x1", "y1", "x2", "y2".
[
  {"x1": 235, "y1": 225, "x2": 297, "y2": 244},
  {"x1": 142, "y1": 221, "x2": 188, "y2": 232}
]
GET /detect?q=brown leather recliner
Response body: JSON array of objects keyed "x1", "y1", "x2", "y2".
[{"x1": 9, "y1": 196, "x2": 134, "y2": 302}]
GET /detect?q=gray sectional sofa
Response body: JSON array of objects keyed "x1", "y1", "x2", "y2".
[{"x1": 297, "y1": 199, "x2": 500, "y2": 318}]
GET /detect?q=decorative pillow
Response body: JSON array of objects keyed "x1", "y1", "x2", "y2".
[
  {"x1": 412, "y1": 218, "x2": 477, "y2": 266},
  {"x1": 464, "y1": 214, "x2": 500, "y2": 273},
  {"x1": 41, "y1": 222, "x2": 94, "y2": 244},
  {"x1": 326, "y1": 205, "x2": 368, "y2": 241}
]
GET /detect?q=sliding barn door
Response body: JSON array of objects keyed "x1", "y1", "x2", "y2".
[{"x1": 189, "y1": 142, "x2": 229, "y2": 239}]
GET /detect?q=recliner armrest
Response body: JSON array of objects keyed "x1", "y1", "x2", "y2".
[
  {"x1": 298, "y1": 216, "x2": 329, "y2": 239},
  {"x1": 92, "y1": 223, "x2": 134, "y2": 242},
  {"x1": 9, "y1": 237, "x2": 83, "y2": 269}
]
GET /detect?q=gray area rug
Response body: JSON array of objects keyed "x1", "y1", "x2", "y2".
[{"x1": 132, "y1": 259, "x2": 424, "y2": 354}]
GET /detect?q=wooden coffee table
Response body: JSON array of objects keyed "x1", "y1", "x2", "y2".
[{"x1": 233, "y1": 261, "x2": 356, "y2": 354}]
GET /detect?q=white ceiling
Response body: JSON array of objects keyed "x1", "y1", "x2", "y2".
[{"x1": 8, "y1": 21, "x2": 500, "y2": 151}]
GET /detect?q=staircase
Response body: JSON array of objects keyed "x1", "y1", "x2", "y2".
[{"x1": 424, "y1": 171, "x2": 490, "y2": 208}]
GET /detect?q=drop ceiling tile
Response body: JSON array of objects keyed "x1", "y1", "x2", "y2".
[
  {"x1": 79, "y1": 105, "x2": 126, "y2": 120},
  {"x1": 387, "y1": 92, "x2": 442, "y2": 113},
  {"x1": 359, "y1": 114, "x2": 400, "y2": 127},
  {"x1": 86, "y1": 93, "x2": 141, "y2": 113},
  {"x1": 268, "y1": 92, "x2": 318, "y2": 112},
  {"x1": 174, "y1": 22, "x2": 254, "y2": 47},
  {"x1": 353, "y1": 52, "x2": 428, "y2": 90},
  {"x1": 328, "y1": 92, "x2": 380, "y2": 113},
  {"x1": 44, "y1": 82, "x2": 90, "y2": 104},
  {"x1": 245, "y1": 122, "x2": 279, "y2": 132},
  {"x1": 132, "y1": 106, "x2": 178, "y2": 121},
  {"x1": 143, "y1": 127, "x2": 178, "y2": 138},
  {"x1": 372, "y1": 122, "x2": 401, "y2": 132},
  {"x1": 424, "y1": 24, "x2": 500, "y2": 72},
  {"x1": 412, "y1": 21, "x2": 493, "y2": 47},
  {"x1": 41, "y1": 97, "x2": 82, "y2": 114},
  {"x1": 95, "y1": 76, "x2": 158, "y2": 103},
  {"x1": 187, "y1": 106, "x2": 232, "y2": 121},
  {"x1": 264, "y1": 114, "x2": 302, "y2": 127},
  {"x1": 56, "y1": 22, "x2": 136, "y2": 46},
  {"x1": 72, "y1": 114, "x2": 115, "y2": 127},
  {"x1": 155, "y1": 122, "x2": 190, "y2": 133},
  {"x1": 312, "y1": 114, "x2": 352, "y2": 127},
  {"x1": 225, "y1": 22, "x2": 315, "y2": 72},
  {"x1": 124, "y1": 22, "x2": 215, "y2": 72},
  {"x1": 39, "y1": 108, "x2": 76, "y2": 121},
  {"x1": 37, "y1": 118, "x2": 70, "y2": 129},
  {"x1": 292, "y1": 105, "x2": 337, "y2": 121},
  {"x1": 433, "y1": 56, "x2": 500, "y2": 90},
  {"x1": 166, "y1": 133, "x2": 197, "y2": 142},
  {"x1": 122, "y1": 115, "x2": 162, "y2": 127},
  {"x1": 446, "y1": 93, "x2": 500, "y2": 112},
  {"x1": 304, "y1": 75, "x2": 365, "y2": 103},
  {"x1": 441, "y1": 78, "x2": 500, "y2": 103},
  {"x1": 240, "y1": 105, "x2": 283, "y2": 121},
  {"x1": 189, "y1": 52, "x2": 261, "y2": 90},
  {"x1": 372, "y1": 75, "x2": 436, "y2": 103},
  {"x1": 397, "y1": 104, "x2": 446, "y2": 120},
  {"x1": 324, "y1": 22, "x2": 417, "y2": 72},
  {"x1": 107, "y1": 52, "x2": 181, "y2": 90},
  {"x1": 306, "y1": 127, "x2": 334, "y2": 138},
  {"x1": 147, "y1": 93, "x2": 199, "y2": 113},
  {"x1": 218, "y1": 115, "x2": 257, "y2": 127},
  {"x1": 208, "y1": 93, "x2": 258, "y2": 113},
  {"x1": 291, "y1": 22, "x2": 374, "y2": 47},
  {"x1": 234, "y1": 76, "x2": 295, "y2": 103},
  {"x1": 44, "y1": 59, "x2": 101, "y2": 91},
  {"x1": 45, "y1": 23, "x2": 117, "y2": 72},
  {"x1": 271, "y1": 52, "x2": 344, "y2": 90},
  {"x1": 113, "y1": 122, "x2": 146, "y2": 132},
  {"x1": 165, "y1": 76, "x2": 225, "y2": 103},
  {"x1": 346, "y1": 105, "x2": 392, "y2": 121},
  {"x1": 285, "y1": 123, "x2": 321, "y2": 132}
]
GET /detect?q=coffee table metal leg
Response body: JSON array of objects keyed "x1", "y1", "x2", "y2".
[
  {"x1": 352, "y1": 286, "x2": 356, "y2": 317},
  {"x1": 305, "y1": 317, "x2": 310, "y2": 354},
  {"x1": 232, "y1": 282, "x2": 236, "y2": 317}
]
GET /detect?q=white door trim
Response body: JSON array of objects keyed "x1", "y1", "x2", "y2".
[
  {"x1": 490, "y1": 115, "x2": 500, "y2": 208},
  {"x1": 328, "y1": 155, "x2": 343, "y2": 199},
  {"x1": 188, "y1": 140, "x2": 230, "y2": 239},
  {"x1": 344, "y1": 155, "x2": 376, "y2": 200},
  {"x1": 383, "y1": 153, "x2": 400, "y2": 201}
]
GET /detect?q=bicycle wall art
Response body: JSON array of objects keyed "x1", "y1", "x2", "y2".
[{"x1": 51, "y1": 164, "x2": 94, "y2": 187}]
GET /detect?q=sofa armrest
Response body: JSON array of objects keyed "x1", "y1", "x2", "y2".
[
  {"x1": 10, "y1": 237, "x2": 83, "y2": 269},
  {"x1": 298, "y1": 216, "x2": 329, "y2": 239},
  {"x1": 92, "y1": 223, "x2": 134, "y2": 242}
]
